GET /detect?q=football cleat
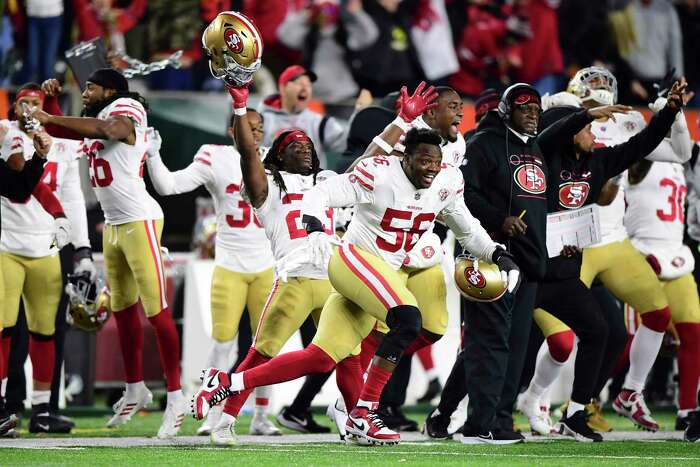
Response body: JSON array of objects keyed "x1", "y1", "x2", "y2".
[
  {"x1": 0, "y1": 413, "x2": 18, "y2": 437},
  {"x1": 612, "y1": 390, "x2": 659, "y2": 432},
  {"x1": 106, "y1": 386, "x2": 153, "y2": 428},
  {"x1": 29, "y1": 412, "x2": 73, "y2": 434},
  {"x1": 197, "y1": 404, "x2": 223, "y2": 436},
  {"x1": 422, "y1": 409, "x2": 451, "y2": 440},
  {"x1": 558, "y1": 410, "x2": 603, "y2": 442},
  {"x1": 276, "y1": 406, "x2": 330, "y2": 434},
  {"x1": 417, "y1": 378, "x2": 443, "y2": 404},
  {"x1": 517, "y1": 392, "x2": 553, "y2": 436},
  {"x1": 191, "y1": 368, "x2": 232, "y2": 420},
  {"x1": 586, "y1": 400, "x2": 612, "y2": 432},
  {"x1": 326, "y1": 398, "x2": 348, "y2": 441},
  {"x1": 250, "y1": 412, "x2": 282, "y2": 436},
  {"x1": 210, "y1": 415, "x2": 238, "y2": 446},
  {"x1": 460, "y1": 426, "x2": 524, "y2": 445},
  {"x1": 157, "y1": 396, "x2": 187, "y2": 439},
  {"x1": 684, "y1": 411, "x2": 700, "y2": 442},
  {"x1": 346, "y1": 403, "x2": 400, "y2": 445}
]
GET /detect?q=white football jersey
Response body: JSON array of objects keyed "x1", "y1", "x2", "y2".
[
  {"x1": 394, "y1": 116, "x2": 466, "y2": 166},
  {"x1": 254, "y1": 171, "x2": 335, "y2": 279},
  {"x1": 84, "y1": 98, "x2": 162, "y2": 224},
  {"x1": 147, "y1": 144, "x2": 274, "y2": 273},
  {"x1": 0, "y1": 123, "x2": 88, "y2": 257}
]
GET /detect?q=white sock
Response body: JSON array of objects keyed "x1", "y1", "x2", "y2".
[
  {"x1": 253, "y1": 386, "x2": 271, "y2": 415},
  {"x1": 230, "y1": 372, "x2": 244, "y2": 391},
  {"x1": 31, "y1": 389, "x2": 50, "y2": 407},
  {"x1": 126, "y1": 381, "x2": 147, "y2": 395},
  {"x1": 624, "y1": 324, "x2": 664, "y2": 392},
  {"x1": 167, "y1": 390, "x2": 184, "y2": 405},
  {"x1": 216, "y1": 412, "x2": 236, "y2": 428},
  {"x1": 335, "y1": 396, "x2": 346, "y2": 412},
  {"x1": 1, "y1": 377, "x2": 6, "y2": 398},
  {"x1": 679, "y1": 409, "x2": 693, "y2": 418},
  {"x1": 528, "y1": 341, "x2": 565, "y2": 399},
  {"x1": 357, "y1": 399, "x2": 374, "y2": 410},
  {"x1": 425, "y1": 368, "x2": 439, "y2": 381},
  {"x1": 207, "y1": 340, "x2": 235, "y2": 369},
  {"x1": 567, "y1": 400, "x2": 585, "y2": 418}
]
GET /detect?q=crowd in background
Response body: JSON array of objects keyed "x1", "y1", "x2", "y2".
[{"x1": 0, "y1": 0, "x2": 697, "y2": 106}]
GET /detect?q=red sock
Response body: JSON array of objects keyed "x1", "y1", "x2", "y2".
[
  {"x1": 360, "y1": 333, "x2": 381, "y2": 372},
  {"x1": 416, "y1": 345, "x2": 434, "y2": 371},
  {"x1": 148, "y1": 308, "x2": 181, "y2": 391},
  {"x1": 676, "y1": 323, "x2": 700, "y2": 410},
  {"x1": 243, "y1": 344, "x2": 336, "y2": 389},
  {"x1": 403, "y1": 334, "x2": 434, "y2": 357},
  {"x1": 0, "y1": 336, "x2": 9, "y2": 381},
  {"x1": 113, "y1": 304, "x2": 144, "y2": 383},
  {"x1": 336, "y1": 354, "x2": 363, "y2": 409},
  {"x1": 358, "y1": 363, "x2": 393, "y2": 404},
  {"x1": 223, "y1": 348, "x2": 270, "y2": 417},
  {"x1": 29, "y1": 335, "x2": 55, "y2": 384}
]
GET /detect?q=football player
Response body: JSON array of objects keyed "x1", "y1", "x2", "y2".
[
  {"x1": 192, "y1": 82, "x2": 520, "y2": 446},
  {"x1": 0, "y1": 84, "x2": 94, "y2": 434},
  {"x1": 625, "y1": 91, "x2": 698, "y2": 429},
  {"x1": 144, "y1": 112, "x2": 281, "y2": 437},
  {"x1": 29, "y1": 69, "x2": 185, "y2": 438}
]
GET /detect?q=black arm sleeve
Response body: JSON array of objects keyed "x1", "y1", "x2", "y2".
[
  {"x1": 596, "y1": 106, "x2": 679, "y2": 180},
  {"x1": 537, "y1": 109, "x2": 593, "y2": 156},
  {"x1": 0, "y1": 153, "x2": 45, "y2": 199},
  {"x1": 461, "y1": 143, "x2": 505, "y2": 232}
]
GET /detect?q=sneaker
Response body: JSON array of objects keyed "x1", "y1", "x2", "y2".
[
  {"x1": 157, "y1": 396, "x2": 187, "y2": 439},
  {"x1": 517, "y1": 392, "x2": 552, "y2": 436},
  {"x1": 586, "y1": 400, "x2": 612, "y2": 432},
  {"x1": 326, "y1": 398, "x2": 348, "y2": 441},
  {"x1": 106, "y1": 385, "x2": 153, "y2": 428},
  {"x1": 558, "y1": 409, "x2": 603, "y2": 442},
  {"x1": 210, "y1": 416, "x2": 237, "y2": 446},
  {"x1": 684, "y1": 411, "x2": 700, "y2": 442},
  {"x1": 197, "y1": 404, "x2": 223, "y2": 436},
  {"x1": 377, "y1": 405, "x2": 418, "y2": 432},
  {"x1": 346, "y1": 403, "x2": 401, "y2": 445},
  {"x1": 460, "y1": 426, "x2": 524, "y2": 445},
  {"x1": 29, "y1": 412, "x2": 73, "y2": 434},
  {"x1": 1, "y1": 428, "x2": 18, "y2": 438},
  {"x1": 276, "y1": 406, "x2": 330, "y2": 434},
  {"x1": 0, "y1": 413, "x2": 18, "y2": 437},
  {"x1": 422, "y1": 409, "x2": 451, "y2": 439},
  {"x1": 417, "y1": 378, "x2": 443, "y2": 404},
  {"x1": 612, "y1": 390, "x2": 659, "y2": 432},
  {"x1": 250, "y1": 412, "x2": 282, "y2": 436},
  {"x1": 191, "y1": 368, "x2": 232, "y2": 420}
]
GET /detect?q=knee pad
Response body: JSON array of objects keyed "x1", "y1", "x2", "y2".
[
  {"x1": 640, "y1": 306, "x2": 671, "y2": 332},
  {"x1": 547, "y1": 330, "x2": 575, "y2": 363},
  {"x1": 375, "y1": 305, "x2": 422, "y2": 364}
]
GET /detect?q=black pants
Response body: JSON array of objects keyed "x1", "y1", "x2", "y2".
[
  {"x1": 288, "y1": 316, "x2": 333, "y2": 413},
  {"x1": 536, "y1": 278, "x2": 609, "y2": 405},
  {"x1": 463, "y1": 279, "x2": 537, "y2": 432},
  {"x1": 591, "y1": 285, "x2": 627, "y2": 396}
]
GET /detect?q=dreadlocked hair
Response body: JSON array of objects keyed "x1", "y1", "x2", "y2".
[
  {"x1": 82, "y1": 90, "x2": 149, "y2": 117},
  {"x1": 265, "y1": 130, "x2": 321, "y2": 196}
]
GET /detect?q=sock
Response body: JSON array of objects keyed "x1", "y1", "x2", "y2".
[
  {"x1": 167, "y1": 390, "x2": 184, "y2": 406},
  {"x1": 126, "y1": 381, "x2": 147, "y2": 394},
  {"x1": 416, "y1": 345, "x2": 435, "y2": 371},
  {"x1": 336, "y1": 354, "x2": 363, "y2": 410},
  {"x1": 679, "y1": 409, "x2": 693, "y2": 418},
  {"x1": 217, "y1": 412, "x2": 236, "y2": 429},
  {"x1": 31, "y1": 390, "x2": 51, "y2": 409},
  {"x1": 360, "y1": 333, "x2": 381, "y2": 373},
  {"x1": 0, "y1": 378, "x2": 6, "y2": 398},
  {"x1": 567, "y1": 400, "x2": 585, "y2": 418},
  {"x1": 528, "y1": 340, "x2": 566, "y2": 399},
  {"x1": 113, "y1": 304, "x2": 144, "y2": 383},
  {"x1": 424, "y1": 367, "x2": 439, "y2": 381},
  {"x1": 0, "y1": 336, "x2": 9, "y2": 382},
  {"x1": 403, "y1": 334, "x2": 434, "y2": 357},
  {"x1": 208, "y1": 339, "x2": 235, "y2": 369},
  {"x1": 254, "y1": 385, "x2": 271, "y2": 415},
  {"x1": 357, "y1": 363, "x2": 393, "y2": 405},
  {"x1": 624, "y1": 324, "x2": 665, "y2": 392},
  {"x1": 148, "y1": 309, "x2": 181, "y2": 392},
  {"x1": 29, "y1": 335, "x2": 55, "y2": 384},
  {"x1": 243, "y1": 345, "x2": 336, "y2": 390},
  {"x1": 222, "y1": 348, "x2": 271, "y2": 417},
  {"x1": 675, "y1": 323, "x2": 700, "y2": 410}
]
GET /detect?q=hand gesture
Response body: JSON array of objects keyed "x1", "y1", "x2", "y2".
[
  {"x1": 666, "y1": 77, "x2": 689, "y2": 110},
  {"x1": 586, "y1": 104, "x2": 633, "y2": 122},
  {"x1": 33, "y1": 131, "x2": 53, "y2": 158},
  {"x1": 145, "y1": 127, "x2": 162, "y2": 158},
  {"x1": 28, "y1": 106, "x2": 51, "y2": 125},
  {"x1": 502, "y1": 216, "x2": 527, "y2": 237},
  {"x1": 226, "y1": 84, "x2": 249, "y2": 112},
  {"x1": 398, "y1": 81, "x2": 439, "y2": 124},
  {"x1": 41, "y1": 79, "x2": 62, "y2": 97}
]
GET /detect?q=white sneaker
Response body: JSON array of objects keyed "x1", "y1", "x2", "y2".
[
  {"x1": 197, "y1": 404, "x2": 223, "y2": 436},
  {"x1": 326, "y1": 398, "x2": 348, "y2": 441},
  {"x1": 517, "y1": 392, "x2": 552, "y2": 436},
  {"x1": 210, "y1": 415, "x2": 237, "y2": 446},
  {"x1": 157, "y1": 396, "x2": 187, "y2": 439},
  {"x1": 107, "y1": 386, "x2": 153, "y2": 428},
  {"x1": 250, "y1": 412, "x2": 282, "y2": 436}
]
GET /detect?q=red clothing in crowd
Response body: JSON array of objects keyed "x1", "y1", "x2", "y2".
[
  {"x1": 513, "y1": 0, "x2": 563, "y2": 84},
  {"x1": 73, "y1": 0, "x2": 147, "y2": 42}
]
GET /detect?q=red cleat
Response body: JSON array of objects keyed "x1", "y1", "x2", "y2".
[
  {"x1": 612, "y1": 390, "x2": 659, "y2": 432},
  {"x1": 191, "y1": 368, "x2": 232, "y2": 420},
  {"x1": 345, "y1": 403, "x2": 400, "y2": 445}
]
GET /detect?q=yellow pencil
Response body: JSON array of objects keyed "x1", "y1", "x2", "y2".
[{"x1": 518, "y1": 210, "x2": 527, "y2": 220}]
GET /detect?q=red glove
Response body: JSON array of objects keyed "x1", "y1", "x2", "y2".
[
  {"x1": 397, "y1": 81, "x2": 439, "y2": 123},
  {"x1": 227, "y1": 84, "x2": 249, "y2": 114},
  {"x1": 645, "y1": 254, "x2": 661, "y2": 276}
]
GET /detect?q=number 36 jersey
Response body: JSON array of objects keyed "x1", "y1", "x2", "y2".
[{"x1": 84, "y1": 98, "x2": 162, "y2": 225}]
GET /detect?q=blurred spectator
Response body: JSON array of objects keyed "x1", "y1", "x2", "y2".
[
  {"x1": 259, "y1": 65, "x2": 347, "y2": 169},
  {"x1": 675, "y1": 0, "x2": 700, "y2": 106},
  {"x1": 243, "y1": 0, "x2": 301, "y2": 75},
  {"x1": 557, "y1": 0, "x2": 609, "y2": 71},
  {"x1": 410, "y1": 0, "x2": 459, "y2": 84},
  {"x1": 276, "y1": 0, "x2": 379, "y2": 103},
  {"x1": 19, "y1": 0, "x2": 63, "y2": 83},
  {"x1": 1, "y1": 8, "x2": 15, "y2": 86},
  {"x1": 73, "y1": 0, "x2": 146, "y2": 52}
]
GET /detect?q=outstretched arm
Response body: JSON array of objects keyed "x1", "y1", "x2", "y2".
[
  {"x1": 145, "y1": 130, "x2": 212, "y2": 195},
  {"x1": 30, "y1": 106, "x2": 136, "y2": 143}
]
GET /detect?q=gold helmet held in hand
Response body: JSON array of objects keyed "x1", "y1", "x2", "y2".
[
  {"x1": 65, "y1": 273, "x2": 112, "y2": 332},
  {"x1": 454, "y1": 254, "x2": 507, "y2": 302},
  {"x1": 202, "y1": 11, "x2": 263, "y2": 87}
]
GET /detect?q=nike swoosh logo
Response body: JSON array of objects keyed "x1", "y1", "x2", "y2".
[
  {"x1": 38, "y1": 423, "x2": 49, "y2": 431},
  {"x1": 288, "y1": 414, "x2": 308, "y2": 427},
  {"x1": 204, "y1": 374, "x2": 217, "y2": 391},
  {"x1": 351, "y1": 420, "x2": 364, "y2": 431},
  {"x1": 126, "y1": 228, "x2": 135, "y2": 235}
]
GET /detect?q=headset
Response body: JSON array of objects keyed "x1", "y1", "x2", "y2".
[{"x1": 497, "y1": 83, "x2": 541, "y2": 122}]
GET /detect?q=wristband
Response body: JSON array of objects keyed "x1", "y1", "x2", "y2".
[
  {"x1": 372, "y1": 135, "x2": 393, "y2": 154},
  {"x1": 394, "y1": 142, "x2": 406, "y2": 153},
  {"x1": 391, "y1": 116, "x2": 411, "y2": 133},
  {"x1": 233, "y1": 106, "x2": 247, "y2": 116}
]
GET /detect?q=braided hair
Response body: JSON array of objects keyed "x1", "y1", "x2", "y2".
[{"x1": 264, "y1": 130, "x2": 321, "y2": 195}]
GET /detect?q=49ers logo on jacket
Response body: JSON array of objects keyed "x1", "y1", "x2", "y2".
[
  {"x1": 514, "y1": 165, "x2": 546, "y2": 194},
  {"x1": 558, "y1": 181, "x2": 590, "y2": 209},
  {"x1": 464, "y1": 267, "x2": 486, "y2": 288},
  {"x1": 224, "y1": 29, "x2": 244, "y2": 53}
]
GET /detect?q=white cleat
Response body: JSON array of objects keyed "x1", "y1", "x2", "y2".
[
  {"x1": 107, "y1": 386, "x2": 153, "y2": 428},
  {"x1": 249, "y1": 412, "x2": 282, "y2": 436},
  {"x1": 517, "y1": 392, "x2": 553, "y2": 436},
  {"x1": 197, "y1": 404, "x2": 223, "y2": 436},
  {"x1": 210, "y1": 416, "x2": 238, "y2": 446},
  {"x1": 326, "y1": 398, "x2": 348, "y2": 441},
  {"x1": 157, "y1": 396, "x2": 187, "y2": 439}
]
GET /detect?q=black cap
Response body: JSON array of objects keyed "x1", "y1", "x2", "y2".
[{"x1": 87, "y1": 68, "x2": 129, "y2": 92}]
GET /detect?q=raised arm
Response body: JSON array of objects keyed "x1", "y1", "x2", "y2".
[{"x1": 40, "y1": 79, "x2": 83, "y2": 140}]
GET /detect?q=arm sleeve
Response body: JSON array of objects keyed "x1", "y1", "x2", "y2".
[
  {"x1": 646, "y1": 111, "x2": 692, "y2": 164},
  {"x1": 536, "y1": 109, "x2": 593, "y2": 155},
  {"x1": 60, "y1": 159, "x2": 90, "y2": 249},
  {"x1": 146, "y1": 154, "x2": 212, "y2": 195},
  {"x1": 0, "y1": 154, "x2": 46, "y2": 200},
  {"x1": 461, "y1": 142, "x2": 506, "y2": 232},
  {"x1": 301, "y1": 163, "x2": 375, "y2": 218}
]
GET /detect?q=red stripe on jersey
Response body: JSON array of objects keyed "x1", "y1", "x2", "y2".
[
  {"x1": 348, "y1": 244, "x2": 402, "y2": 306},
  {"x1": 194, "y1": 157, "x2": 211, "y2": 166},
  {"x1": 144, "y1": 221, "x2": 166, "y2": 310},
  {"x1": 254, "y1": 279, "x2": 281, "y2": 344},
  {"x1": 457, "y1": 189, "x2": 464, "y2": 194},
  {"x1": 110, "y1": 110, "x2": 143, "y2": 124},
  {"x1": 355, "y1": 177, "x2": 373, "y2": 191},
  {"x1": 355, "y1": 165, "x2": 374, "y2": 181},
  {"x1": 339, "y1": 246, "x2": 390, "y2": 309}
]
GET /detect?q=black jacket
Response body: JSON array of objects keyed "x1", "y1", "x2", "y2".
[
  {"x1": 462, "y1": 111, "x2": 550, "y2": 280},
  {"x1": 0, "y1": 153, "x2": 46, "y2": 230}
]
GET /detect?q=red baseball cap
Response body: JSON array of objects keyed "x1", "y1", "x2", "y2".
[{"x1": 278, "y1": 65, "x2": 317, "y2": 89}]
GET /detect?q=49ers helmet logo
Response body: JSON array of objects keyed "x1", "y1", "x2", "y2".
[
  {"x1": 464, "y1": 267, "x2": 486, "y2": 288},
  {"x1": 558, "y1": 181, "x2": 590, "y2": 209},
  {"x1": 514, "y1": 165, "x2": 546, "y2": 194},
  {"x1": 224, "y1": 29, "x2": 244, "y2": 53}
]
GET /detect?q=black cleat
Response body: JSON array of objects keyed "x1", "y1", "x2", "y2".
[
  {"x1": 378, "y1": 405, "x2": 418, "y2": 432},
  {"x1": 276, "y1": 407, "x2": 330, "y2": 434},
  {"x1": 417, "y1": 378, "x2": 443, "y2": 404},
  {"x1": 676, "y1": 413, "x2": 692, "y2": 431},
  {"x1": 559, "y1": 410, "x2": 603, "y2": 442},
  {"x1": 460, "y1": 425, "x2": 524, "y2": 445},
  {"x1": 422, "y1": 409, "x2": 452, "y2": 439},
  {"x1": 684, "y1": 411, "x2": 700, "y2": 442},
  {"x1": 29, "y1": 412, "x2": 73, "y2": 434}
]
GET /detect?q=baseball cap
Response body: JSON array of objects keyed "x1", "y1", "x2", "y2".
[{"x1": 278, "y1": 65, "x2": 317, "y2": 89}]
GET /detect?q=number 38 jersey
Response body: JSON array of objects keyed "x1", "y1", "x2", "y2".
[{"x1": 84, "y1": 98, "x2": 163, "y2": 225}]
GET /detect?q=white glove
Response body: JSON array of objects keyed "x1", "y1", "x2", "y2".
[
  {"x1": 648, "y1": 97, "x2": 666, "y2": 115},
  {"x1": 541, "y1": 92, "x2": 582, "y2": 111},
  {"x1": 53, "y1": 217, "x2": 71, "y2": 249},
  {"x1": 145, "y1": 127, "x2": 162, "y2": 159},
  {"x1": 275, "y1": 244, "x2": 311, "y2": 282},
  {"x1": 308, "y1": 231, "x2": 341, "y2": 270},
  {"x1": 74, "y1": 258, "x2": 97, "y2": 281}
]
